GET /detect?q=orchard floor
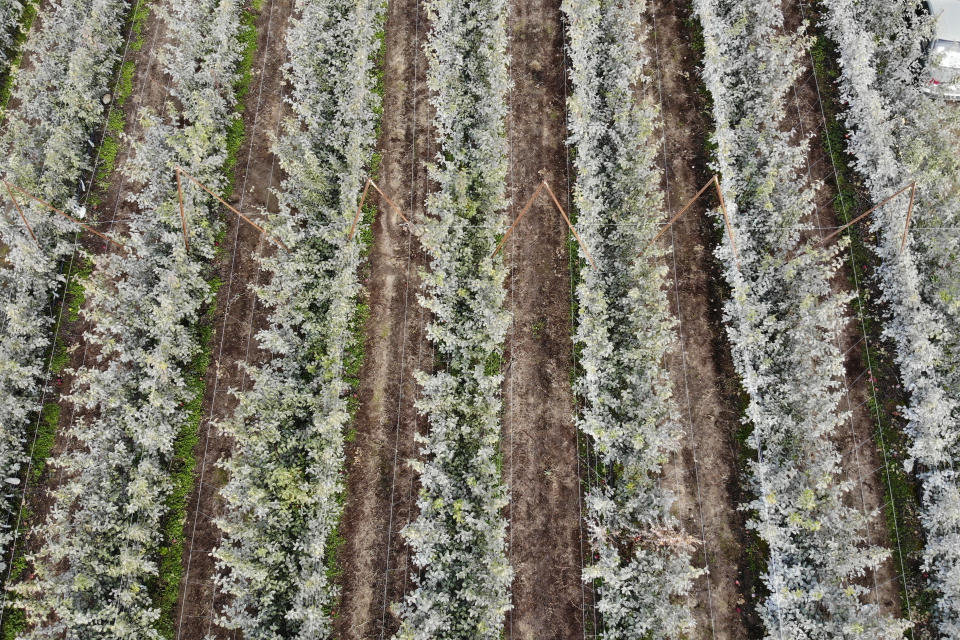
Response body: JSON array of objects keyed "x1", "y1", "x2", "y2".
[
  {"x1": 649, "y1": 1, "x2": 759, "y2": 638},
  {"x1": 501, "y1": 0, "x2": 584, "y2": 636},
  {"x1": 173, "y1": 0, "x2": 292, "y2": 636},
  {"x1": 334, "y1": 0, "x2": 433, "y2": 632},
  {"x1": 6, "y1": 0, "x2": 927, "y2": 636}
]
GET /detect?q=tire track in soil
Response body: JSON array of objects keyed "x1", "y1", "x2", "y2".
[
  {"x1": 502, "y1": 0, "x2": 582, "y2": 637},
  {"x1": 334, "y1": 0, "x2": 432, "y2": 632},
  {"x1": 783, "y1": 0, "x2": 903, "y2": 619},
  {"x1": 172, "y1": 0, "x2": 292, "y2": 637},
  {"x1": 649, "y1": 1, "x2": 758, "y2": 638}
]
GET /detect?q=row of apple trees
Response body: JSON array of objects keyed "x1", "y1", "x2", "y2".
[
  {"x1": 822, "y1": 0, "x2": 960, "y2": 635},
  {"x1": 392, "y1": 0, "x2": 513, "y2": 635},
  {"x1": 11, "y1": 0, "x2": 246, "y2": 636},
  {"x1": 210, "y1": 0, "x2": 385, "y2": 636},
  {"x1": 563, "y1": 0, "x2": 701, "y2": 636},
  {"x1": 693, "y1": 0, "x2": 912, "y2": 637},
  {"x1": 0, "y1": 0, "x2": 131, "y2": 579}
]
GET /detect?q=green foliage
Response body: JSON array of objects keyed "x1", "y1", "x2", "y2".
[
  {"x1": 0, "y1": 547, "x2": 27, "y2": 640},
  {"x1": 31, "y1": 404, "x2": 59, "y2": 482},
  {"x1": 129, "y1": 0, "x2": 149, "y2": 51},
  {"x1": 152, "y1": 302, "x2": 209, "y2": 640},
  {"x1": 92, "y1": 1, "x2": 151, "y2": 203},
  {"x1": 221, "y1": 4, "x2": 259, "y2": 192},
  {"x1": 0, "y1": 0, "x2": 38, "y2": 115}
]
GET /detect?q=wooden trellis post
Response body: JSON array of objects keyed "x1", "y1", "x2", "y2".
[
  {"x1": 176, "y1": 166, "x2": 289, "y2": 252},
  {"x1": 813, "y1": 181, "x2": 917, "y2": 255},
  {"x1": 492, "y1": 179, "x2": 597, "y2": 270},
  {"x1": 3, "y1": 179, "x2": 129, "y2": 252},
  {"x1": 640, "y1": 174, "x2": 740, "y2": 269},
  {"x1": 348, "y1": 177, "x2": 410, "y2": 240}
]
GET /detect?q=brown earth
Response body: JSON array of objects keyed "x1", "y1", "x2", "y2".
[
  {"x1": 647, "y1": 1, "x2": 760, "y2": 638},
  {"x1": 333, "y1": 0, "x2": 433, "y2": 633},
  {"x1": 501, "y1": 0, "x2": 583, "y2": 637},
  {"x1": 172, "y1": 0, "x2": 292, "y2": 637},
  {"x1": 782, "y1": 0, "x2": 904, "y2": 620}
]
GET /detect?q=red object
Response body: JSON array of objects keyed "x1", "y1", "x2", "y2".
[{"x1": 930, "y1": 78, "x2": 942, "y2": 86}]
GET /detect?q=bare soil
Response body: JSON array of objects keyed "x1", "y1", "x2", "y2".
[
  {"x1": 647, "y1": 1, "x2": 760, "y2": 638},
  {"x1": 333, "y1": 0, "x2": 433, "y2": 633},
  {"x1": 501, "y1": 0, "x2": 583, "y2": 637},
  {"x1": 172, "y1": 0, "x2": 292, "y2": 637},
  {"x1": 782, "y1": 0, "x2": 903, "y2": 619}
]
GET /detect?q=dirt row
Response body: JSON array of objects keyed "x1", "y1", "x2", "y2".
[
  {"x1": 649, "y1": 1, "x2": 758, "y2": 638},
  {"x1": 501, "y1": 0, "x2": 584, "y2": 636},
  {"x1": 172, "y1": 0, "x2": 292, "y2": 637},
  {"x1": 334, "y1": 0, "x2": 433, "y2": 630}
]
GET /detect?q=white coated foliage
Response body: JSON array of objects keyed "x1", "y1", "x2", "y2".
[
  {"x1": 693, "y1": 0, "x2": 911, "y2": 637},
  {"x1": 0, "y1": 0, "x2": 130, "y2": 579},
  {"x1": 10, "y1": 1, "x2": 244, "y2": 636},
  {"x1": 0, "y1": 0, "x2": 25, "y2": 73},
  {"x1": 210, "y1": 0, "x2": 384, "y2": 637},
  {"x1": 821, "y1": 1, "x2": 960, "y2": 635},
  {"x1": 392, "y1": 0, "x2": 512, "y2": 636},
  {"x1": 562, "y1": 0, "x2": 701, "y2": 636}
]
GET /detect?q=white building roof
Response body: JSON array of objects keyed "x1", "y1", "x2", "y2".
[{"x1": 930, "y1": 0, "x2": 960, "y2": 41}]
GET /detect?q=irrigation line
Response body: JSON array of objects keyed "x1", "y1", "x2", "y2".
[
  {"x1": 556, "y1": 11, "x2": 591, "y2": 639},
  {"x1": 0, "y1": 0, "x2": 154, "y2": 623},
  {"x1": 795, "y1": 0, "x2": 915, "y2": 630},
  {"x1": 377, "y1": 0, "x2": 421, "y2": 632},
  {"x1": 399, "y1": 4, "x2": 433, "y2": 607},
  {"x1": 175, "y1": 0, "x2": 281, "y2": 636},
  {"x1": 650, "y1": 8, "x2": 719, "y2": 639}
]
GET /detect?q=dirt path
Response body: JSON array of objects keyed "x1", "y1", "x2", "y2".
[
  {"x1": 501, "y1": 0, "x2": 582, "y2": 637},
  {"x1": 333, "y1": 0, "x2": 433, "y2": 633},
  {"x1": 172, "y1": 0, "x2": 292, "y2": 637},
  {"x1": 647, "y1": 2, "x2": 759, "y2": 639},
  {"x1": 782, "y1": 0, "x2": 903, "y2": 619}
]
